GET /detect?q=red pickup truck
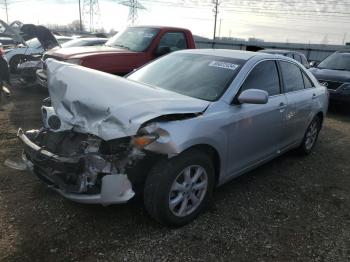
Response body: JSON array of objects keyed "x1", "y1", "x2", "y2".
[{"x1": 37, "y1": 26, "x2": 195, "y2": 86}]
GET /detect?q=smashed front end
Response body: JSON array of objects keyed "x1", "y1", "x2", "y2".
[
  {"x1": 17, "y1": 59, "x2": 209, "y2": 205},
  {"x1": 18, "y1": 127, "x2": 144, "y2": 205}
]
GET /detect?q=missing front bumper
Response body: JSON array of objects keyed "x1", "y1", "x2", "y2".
[{"x1": 18, "y1": 128, "x2": 135, "y2": 205}]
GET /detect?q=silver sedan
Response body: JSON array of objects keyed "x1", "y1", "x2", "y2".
[{"x1": 18, "y1": 49, "x2": 328, "y2": 226}]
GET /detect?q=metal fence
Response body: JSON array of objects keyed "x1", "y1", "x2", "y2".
[{"x1": 195, "y1": 40, "x2": 350, "y2": 62}]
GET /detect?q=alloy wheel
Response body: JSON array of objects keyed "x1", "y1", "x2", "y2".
[
  {"x1": 169, "y1": 165, "x2": 208, "y2": 217},
  {"x1": 305, "y1": 119, "x2": 319, "y2": 151}
]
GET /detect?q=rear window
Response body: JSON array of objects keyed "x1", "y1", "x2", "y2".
[
  {"x1": 293, "y1": 54, "x2": 302, "y2": 63},
  {"x1": 128, "y1": 53, "x2": 246, "y2": 101},
  {"x1": 280, "y1": 61, "x2": 305, "y2": 92}
]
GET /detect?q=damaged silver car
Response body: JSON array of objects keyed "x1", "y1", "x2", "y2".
[{"x1": 18, "y1": 49, "x2": 328, "y2": 226}]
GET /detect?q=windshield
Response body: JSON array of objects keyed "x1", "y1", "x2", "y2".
[
  {"x1": 105, "y1": 27, "x2": 159, "y2": 52},
  {"x1": 318, "y1": 53, "x2": 350, "y2": 71},
  {"x1": 127, "y1": 52, "x2": 245, "y2": 101},
  {"x1": 26, "y1": 38, "x2": 41, "y2": 48}
]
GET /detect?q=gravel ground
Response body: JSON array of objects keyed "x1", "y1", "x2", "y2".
[{"x1": 0, "y1": 78, "x2": 349, "y2": 262}]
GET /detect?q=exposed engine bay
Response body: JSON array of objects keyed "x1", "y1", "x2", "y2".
[{"x1": 18, "y1": 128, "x2": 150, "y2": 204}]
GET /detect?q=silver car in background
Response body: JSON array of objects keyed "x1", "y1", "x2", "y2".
[{"x1": 18, "y1": 49, "x2": 328, "y2": 226}]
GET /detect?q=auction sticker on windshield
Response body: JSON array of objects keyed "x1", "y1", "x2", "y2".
[
  {"x1": 209, "y1": 61, "x2": 239, "y2": 70},
  {"x1": 144, "y1": 33, "x2": 156, "y2": 38}
]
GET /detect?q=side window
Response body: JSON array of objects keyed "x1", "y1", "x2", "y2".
[
  {"x1": 293, "y1": 54, "x2": 302, "y2": 63},
  {"x1": 241, "y1": 61, "x2": 280, "y2": 96},
  {"x1": 302, "y1": 71, "x2": 315, "y2": 89},
  {"x1": 280, "y1": 61, "x2": 305, "y2": 92},
  {"x1": 157, "y1": 32, "x2": 188, "y2": 52},
  {"x1": 301, "y1": 56, "x2": 309, "y2": 68}
]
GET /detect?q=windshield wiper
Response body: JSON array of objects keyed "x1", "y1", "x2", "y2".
[{"x1": 113, "y1": 44, "x2": 130, "y2": 50}]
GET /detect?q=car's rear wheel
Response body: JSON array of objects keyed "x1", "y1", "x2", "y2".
[
  {"x1": 298, "y1": 115, "x2": 322, "y2": 155},
  {"x1": 144, "y1": 149, "x2": 215, "y2": 227}
]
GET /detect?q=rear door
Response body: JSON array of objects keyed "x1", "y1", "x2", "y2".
[
  {"x1": 279, "y1": 60, "x2": 315, "y2": 146},
  {"x1": 228, "y1": 60, "x2": 288, "y2": 173}
]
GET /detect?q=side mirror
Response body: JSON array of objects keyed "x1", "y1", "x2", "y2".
[
  {"x1": 238, "y1": 89, "x2": 269, "y2": 104},
  {"x1": 309, "y1": 61, "x2": 318, "y2": 67},
  {"x1": 154, "y1": 46, "x2": 171, "y2": 57}
]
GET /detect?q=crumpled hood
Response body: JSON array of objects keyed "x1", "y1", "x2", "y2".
[
  {"x1": 309, "y1": 67, "x2": 350, "y2": 83},
  {"x1": 0, "y1": 20, "x2": 59, "y2": 49},
  {"x1": 46, "y1": 59, "x2": 210, "y2": 140},
  {"x1": 20, "y1": 24, "x2": 59, "y2": 50},
  {"x1": 0, "y1": 19, "x2": 22, "y2": 43}
]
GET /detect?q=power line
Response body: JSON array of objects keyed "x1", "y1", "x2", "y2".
[
  {"x1": 82, "y1": 0, "x2": 101, "y2": 32},
  {"x1": 115, "y1": 0, "x2": 146, "y2": 25}
]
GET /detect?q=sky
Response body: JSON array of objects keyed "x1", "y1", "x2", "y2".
[{"x1": 1, "y1": 0, "x2": 349, "y2": 44}]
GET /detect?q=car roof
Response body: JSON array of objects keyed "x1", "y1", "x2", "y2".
[
  {"x1": 259, "y1": 49, "x2": 294, "y2": 54},
  {"x1": 177, "y1": 49, "x2": 271, "y2": 61},
  {"x1": 337, "y1": 50, "x2": 350, "y2": 54},
  {"x1": 131, "y1": 25, "x2": 190, "y2": 31}
]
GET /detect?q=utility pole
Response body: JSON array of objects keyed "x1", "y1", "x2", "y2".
[
  {"x1": 343, "y1": 33, "x2": 347, "y2": 45},
  {"x1": 212, "y1": 0, "x2": 219, "y2": 48},
  {"x1": 79, "y1": 0, "x2": 83, "y2": 32},
  {"x1": 4, "y1": 0, "x2": 9, "y2": 23}
]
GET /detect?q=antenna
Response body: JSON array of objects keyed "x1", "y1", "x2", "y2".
[{"x1": 117, "y1": 0, "x2": 146, "y2": 25}]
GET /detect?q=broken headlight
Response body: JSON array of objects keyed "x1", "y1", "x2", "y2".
[{"x1": 132, "y1": 134, "x2": 158, "y2": 149}]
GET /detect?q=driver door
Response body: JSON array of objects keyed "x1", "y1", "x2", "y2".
[{"x1": 227, "y1": 60, "x2": 288, "y2": 174}]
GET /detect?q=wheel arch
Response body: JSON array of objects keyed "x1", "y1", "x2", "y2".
[
  {"x1": 9, "y1": 53, "x2": 26, "y2": 63},
  {"x1": 183, "y1": 144, "x2": 221, "y2": 186},
  {"x1": 314, "y1": 111, "x2": 324, "y2": 128},
  {"x1": 9, "y1": 54, "x2": 27, "y2": 72}
]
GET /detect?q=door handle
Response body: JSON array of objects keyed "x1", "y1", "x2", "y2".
[
  {"x1": 278, "y1": 102, "x2": 287, "y2": 109},
  {"x1": 312, "y1": 93, "x2": 317, "y2": 99},
  {"x1": 278, "y1": 102, "x2": 287, "y2": 112}
]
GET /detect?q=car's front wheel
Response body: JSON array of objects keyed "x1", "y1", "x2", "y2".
[
  {"x1": 9, "y1": 55, "x2": 25, "y2": 73},
  {"x1": 144, "y1": 149, "x2": 215, "y2": 227}
]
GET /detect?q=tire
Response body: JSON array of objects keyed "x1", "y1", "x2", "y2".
[
  {"x1": 298, "y1": 115, "x2": 322, "y2": 155},
  {"x1": 144, "y1": 149, "x2": 215, "y2": 227},
  {"x1": 9, "y1": 55, "x2": 25, "y2": 73}
]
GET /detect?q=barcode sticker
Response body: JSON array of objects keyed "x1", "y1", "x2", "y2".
[{"x1": 209, "y1": 61, "x2": 239, "y2": 70}]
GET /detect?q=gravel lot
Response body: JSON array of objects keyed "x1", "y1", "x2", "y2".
[{"x1": 0, "y1": 78, "x2": 349, "y2": 262}]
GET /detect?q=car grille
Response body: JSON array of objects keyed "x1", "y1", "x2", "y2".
[{"x1": 318, "y1": 80, "x2": 343, "y2": 90}]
